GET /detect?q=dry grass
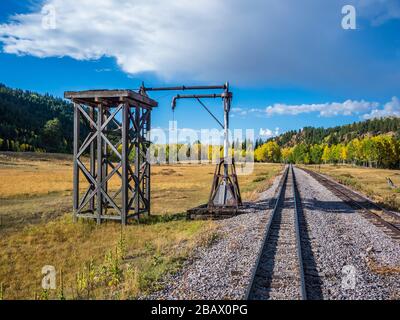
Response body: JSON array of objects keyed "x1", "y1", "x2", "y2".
[
  {"x1": 0, "y1": 152, "x2": 283, "y2": 231},
  {"x1": 0, "y1": 214, "x2": 214, "y2": 299},
  {"x1": 303, "y1": 164, "x2": 400, "y2": 212},
  {"x1": 366, "y1": 251, "x2": 400, "y2": 276},
  {"x1": 151, "y1": 163, "x2": 283, "y2": 214},
  {"x1": 0, "y1": 153, "x2": 74, "y2": 199},
  {"x1": 0, "y1": 153, "x2": 283, "y2": 299}
]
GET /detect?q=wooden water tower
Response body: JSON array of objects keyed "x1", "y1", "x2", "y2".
[{"x1": 64, "y1": 89, "x2": 157, "y2": 225}]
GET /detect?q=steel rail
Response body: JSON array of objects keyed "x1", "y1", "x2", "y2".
[
  {"x1": 291, "y1": 165, "x2": 307, "y2": 300},
  {"x1": 302, "y1": 168, "x2": 400, "y2": 239},
  {"x1": 310, "y1": 170, "x2": 400, "y2": 222},
  {"x1": 245, "y1": 165, "x2": 289, "y2": 299},
  {"x1": 246, "y1": 165, "x2": 308, "y2": 300}
]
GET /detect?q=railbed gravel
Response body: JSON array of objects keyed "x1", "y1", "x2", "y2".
[
  {"x1": 294, "y1": 167, "x2": 400, "y2": 300},
  {"x1": 145, "y1": 167, "x2": 400, "y2": 300},
  {"x1": 144, "y1": 175, "x2": 282, "y2": 300}
]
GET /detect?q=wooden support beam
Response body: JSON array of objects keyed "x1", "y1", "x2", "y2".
[
  {"x1": 96, "y1": 104, "x2": 103, "y2": 224},
  {"x1": 65, "y1": 89, "x2": 158, "y2": 108},
  {"x1": 135, "y1": 105, "x2": 140, "y2": 214},
  {"x1": 121, "y1": 102, "x2": 129, "y2": 226},
  {"x1": 89, "y1": 106, "x2": 96, "y2": 212},
  {"x1": 73, "y1": 103, "x2": 80, "y2": 222}
]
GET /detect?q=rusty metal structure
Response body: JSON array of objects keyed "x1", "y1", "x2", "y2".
[
  {"x1": 143, "y1": 82, "x2": 242, "y2": 214},
  {"x1": 64, "y1": 90, "x2": 157, "y2": 224}
]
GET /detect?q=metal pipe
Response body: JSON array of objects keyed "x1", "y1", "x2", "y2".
[
  {"x1": 171, "y1": 94, "x2": 223, "y2": 111},
  {"x1": 169, "y1": 83, "x2": 232, "y2": 164},
  {"x1": 223, "y1": 83, "x2": 230, "y2": 161},
  {"x1": 143, "y1": 84, "x2": 226, "y2": 92}
]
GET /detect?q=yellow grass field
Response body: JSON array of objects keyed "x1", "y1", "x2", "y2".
[
  {"x1": 0, "y1": 152, "x2": 283, "y2": 299},
  {"x1": 303, "y1": 164, "x2": 400, "y2": 212}
]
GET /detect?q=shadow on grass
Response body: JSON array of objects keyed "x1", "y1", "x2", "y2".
[{"x1": 133, "y1": 212, "x2": 188, "y2": 225}]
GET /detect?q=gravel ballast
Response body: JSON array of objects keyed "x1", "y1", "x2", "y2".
[
  {"x1": 294, "y1": 167, "x2": 400, "y2": 300},
  {"x1": 146, "y1": 175, "x2": 282, "y2": 300},
  {"x1": 146, "y1": 167, "x2": 400, "y2": 300}
]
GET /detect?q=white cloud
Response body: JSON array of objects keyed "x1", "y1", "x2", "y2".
[
  {"x1": 363, "y1": 97, "x2": 400, "y2": 119},
  {"x1": 232, "y1": 97, "x2": 400, "y2": 119},
  {"x1": 264, "y1": 100, "x2": 379, "y2": 117},
  {"x1": 95, "y1": 68, "x2": 112, "y2": 73},
  {"x1": 0, "y1": 0, "x2": 399, "y2": 90},
  {"x1": 231, "y1": 107, "x2": 248, "y2": 117},
  {"x1": 259, "y1": 127, "x2": 280, "y2": 138},
  {"x1": 356, "y1": 0, "x2": 400, "y2": 25}
]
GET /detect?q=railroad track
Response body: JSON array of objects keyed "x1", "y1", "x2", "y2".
[
  {"x1": 247, "y1": 165, "x2": 307, "y2": 300},
  {"x1": 301, "y1": 167, "x2": 400, "y2": 240}
]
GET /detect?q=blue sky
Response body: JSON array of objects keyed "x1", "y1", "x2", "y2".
[{"x1": 0, "y1": 0, "x2": 399, "y2": 140}]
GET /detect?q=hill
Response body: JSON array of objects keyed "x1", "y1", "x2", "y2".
[
  {"x1": 272, "y1": 118, "x2": 400, "y2": 148},
  {"x1": 0, "y1": 83, "x2": 74, "y2": 153},
  {"x1": 2, "y1": 82, "x2": 400, "y2": 165},
  {"x1": 254, "y1": 118, "x2": 400, "y2": 168}
]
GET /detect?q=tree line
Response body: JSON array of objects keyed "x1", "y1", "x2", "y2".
[
  {"x1": 274, "y1": 118, "x2": 400, "y2": 147},
  {"x1": 2, "y1": 82, "x2": 400, "y2": 169},
  {"x1": 255, "y1": 134, "x2": 400, "y2": 169},
  {"x1": 0, "y1": 83, "x2": 74, "y2": 153},
  {"x1": 254, "y1": 117, "x2": 400, "y2": 169}
]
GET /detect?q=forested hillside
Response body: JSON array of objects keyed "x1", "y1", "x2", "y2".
[
  {"x1": 255, "y1": 118, "x2": 400, "y2": 169},
  {"x1": 0, "y1": 83, "x2": 74, "y2": 153},
  {"x1": 272, "y1": 118, "x2": 400, "y2": 147},
  {"x1": 2, "y1": 82, "x2": 400, "y2": 169}
]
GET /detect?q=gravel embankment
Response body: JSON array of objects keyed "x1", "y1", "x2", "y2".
[
  {"x1": 145, "y1": 167, "x2": 400, "y2": 300},
  {"x1": 295, "y1": 167, "x2": 400, "y2": 300},
  {"x1": 145, "y1": 175, "x2": 282, "y2": 300}
]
